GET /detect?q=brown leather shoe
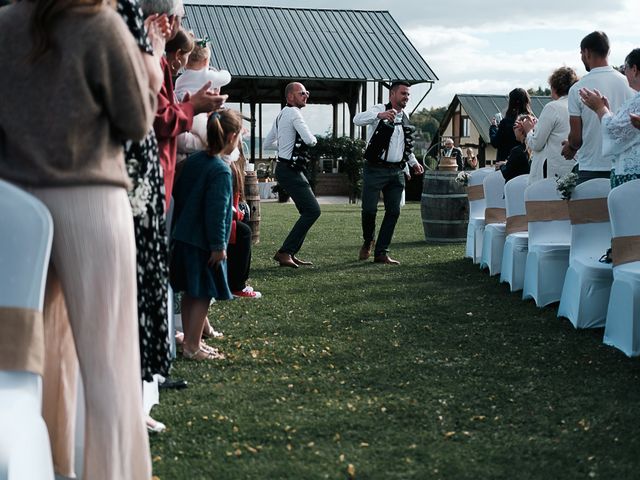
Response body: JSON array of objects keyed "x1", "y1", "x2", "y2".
[
  {"x1": 359, "y1": 240, "x2": 375, "y2": 260},
  {"x1": 374, "y1": 254, "x2": 400, "y2": 265},
  {"x1": 292, "y1": 255, "x2": 313, "y2": 266},
  {"x1": 273, "y1": 251, "x2": 298, "y2": 268}
]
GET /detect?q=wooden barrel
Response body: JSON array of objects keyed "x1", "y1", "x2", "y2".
[
  {"x1": 244, "y1": 171, "x2": 261, "y2": 245},
  {"x1": 421, "y1": 171, "x2": 469, "y2": 243}
]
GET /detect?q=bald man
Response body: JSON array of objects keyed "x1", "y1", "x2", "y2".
[{"x1": 264, "y1": 82, "x2": 320, "y2": 268}]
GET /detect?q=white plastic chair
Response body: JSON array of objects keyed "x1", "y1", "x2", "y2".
[
  {"x1": 0, "y1": 179, "x2": 55, "y2": 480},
  {"x1": 603, "y1": 179, "x2": 640, "y2": 356},
  {"x1": 558, "y1": 179, "x2": 612, "y2": 328},
  {"x1": 500, "y1": 175, "x2": 529, "y2": 291},
  {"x1": 464, "y1": 168, "x2": 493, "y2": 263},
  {"x1": 522, "y1": 179, "x2": 571, "y2": 307},
  {"x1": 480, "y1": 171, "x2": 506, "y2": 275}
]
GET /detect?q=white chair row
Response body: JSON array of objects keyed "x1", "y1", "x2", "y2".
[{"x1": 465, "y1": 171, "x2": 640, "y2": 358}]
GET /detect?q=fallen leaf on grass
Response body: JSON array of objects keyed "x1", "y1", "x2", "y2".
[
  {"x1": 444, "y1": 431, "x2": 456, "y2": 439},
  {"x1": 347, "y1": 464, "x2": 356, "y2": 478}
]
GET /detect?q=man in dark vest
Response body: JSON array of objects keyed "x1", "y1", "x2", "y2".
[{"x1": 354, "y1": 81, "x2": 424, "y2": 265}]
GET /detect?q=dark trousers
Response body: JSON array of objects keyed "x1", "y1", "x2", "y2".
[
  {"x1": 227, "y1": 220, "x2": 252, "y2": 292},
  {"x1": 577, "y1": 169, "x2": 610, "y2": 185},
  {"x1": 361, "y1": 163, "x2": 405, "y2": 256},
  {"x1": 275, "y1": 162, "x2": 321, "y2": 254}
]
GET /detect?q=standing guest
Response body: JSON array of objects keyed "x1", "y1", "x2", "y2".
[
  {"x1": 175, "y1": 37, "x2": 232, "y2": 161},
  {"x1": 463, "y1": 147, "x2": 479, "y2": 170},
  {"x1": 354, "y1": 81, "x2": 424, "y2": 265},
  {"x1": 580, "y1": 48, "x2": 640, "y2": 188},
  {"x1": 139, "y1": 0, "x2": 226, "y2": 208},
  {"x1": 561, "y1": 31, "x2": 634, "y2": 184},
  {"x1": 497, "y1": 114, "x2": 531, "y2": 182},
  {"x1": 490, "y1": 88, "x2": 533, "y2": 162},
  {"x1": 116, "y1": 0, "x2": 173, "y2": 435},
  {"x1": 440, "y1": 137, "x2": 463, "y2": 171},
  {"x1": 170, "y1": 110, "x2": 243, "y2": 361},
  {"x1": 226, "y1": 147, "x2": 262, "y2": 298},
  {"x1": 0, "y1": 1, "x2": 155, "y2": 479},
  {"x1": 264, "y1": 82, "x2": 320, "y2": 268},
  {"x1": 522, "y1": 67, "x2": 579, "y2": 184}
]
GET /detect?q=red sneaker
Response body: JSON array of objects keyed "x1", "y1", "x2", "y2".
[{"x1": 232, "y1": 287, "x2": 262, "y2": 299}]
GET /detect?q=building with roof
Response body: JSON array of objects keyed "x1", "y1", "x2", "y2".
[
  {"x1": 183, "y1": 2, "x2": 437, "y2": 161},
  {"x1": 432, "y1": 94, "x2": 552, "y2": 166}
]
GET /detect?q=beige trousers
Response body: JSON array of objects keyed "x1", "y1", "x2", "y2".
[{"x1": 30, "y1": 186, "x2": 151, "y2": 480}]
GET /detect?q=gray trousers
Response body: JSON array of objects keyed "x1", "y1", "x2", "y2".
[
  {"x1": 275, "y1": 162, "x2": 321, "y2": 254},
  {"x1": 361, "y1": 163, "x2": 405, "y2": 256}
]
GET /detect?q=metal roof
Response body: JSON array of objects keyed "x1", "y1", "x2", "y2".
[
  {"x1": 454, "y1": 94, "x2": 552, "y2": 144},
  {"x1": 183, "y1": 3, "x2": 438, "y2": 84}
]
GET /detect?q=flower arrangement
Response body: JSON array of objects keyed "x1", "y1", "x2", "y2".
[
  {"x1": 556, "y1": 172, "x2": 578, "y2": 200},
  {"x1": 455, "y1": 171, "x2": 471, "y2": 186}
]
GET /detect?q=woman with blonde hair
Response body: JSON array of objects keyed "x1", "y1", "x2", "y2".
[
  {"x1": 521, "y1": 67, "x2": 579, "y2": 183},
  {"x1": 0, "y1": 0, "x2": 155, "y2": 478},
  {"x1": 463, "y1": 147, "x2": 478, "y2": 170}
]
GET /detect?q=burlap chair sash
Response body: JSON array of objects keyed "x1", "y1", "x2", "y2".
[
  {"x1": 0, "y1": 306, "x2": 44, "y2": 375},
  {"x1": 466, "y1": 185, "x2": 484, "y2": 201},
  {"x1": 525, "y1": 200, "x2": 570, "y2": 222},
  {"x1": 612, "y1": 235, "x2": 640, "y2": 267},
  {"x1": 506, "y1": 214, "x2": 528, "y2": 235},
  {"x1": 485, "y1": 207, "x2": 506, "y2": 225},
  {"x1": 569, "y1": 198, "x2": 610, "y2": 225}
]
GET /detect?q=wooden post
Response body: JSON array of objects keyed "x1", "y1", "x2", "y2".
[
  {"x1": 250, "y1": 101, "x2": 256, "y2": 162},
  {"x1": 259, "y1": 103, "x2": 263, "y2": 160},
  {"x1": 360, "y1": 82, "x2": 367, "y2": 141},
  {"x1": 377, "y1": 82, "x2": 383, "y2": 104},
  {"x1": 332, "y1": 101, "x2": 338, "y2": 138}
]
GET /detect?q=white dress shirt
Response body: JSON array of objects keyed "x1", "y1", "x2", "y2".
[{"x1": 264, "y1": 106, "x2": 317, "y2": 160}]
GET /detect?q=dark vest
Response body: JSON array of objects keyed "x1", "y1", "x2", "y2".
[
  {"x1": 363, "y1": 103, "x2": 416, "y2": 165},
  {"x1": 277, "y1": 105, "x2": 312, "y2": 171}
]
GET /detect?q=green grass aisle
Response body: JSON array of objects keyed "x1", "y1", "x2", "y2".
[{"x1": 151, "y1": 203, "x2": 640, "y2": 480}]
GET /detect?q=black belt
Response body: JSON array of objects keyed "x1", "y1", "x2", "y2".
[{"x1": 368, "y1": 160, "x2": 406, "y2": 169}]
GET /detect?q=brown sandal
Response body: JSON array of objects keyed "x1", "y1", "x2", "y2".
[{"x1": 182, "y1": 346, "x2": 225, "y2": 361}]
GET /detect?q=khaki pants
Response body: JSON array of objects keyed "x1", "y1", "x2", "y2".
[{"x1": 29, "y1": 186, "x2": 150, "y2": 480}]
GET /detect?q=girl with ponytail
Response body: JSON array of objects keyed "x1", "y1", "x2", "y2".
[{"x1": 170, "y1": 109, "x2": 242, "y2": 361}]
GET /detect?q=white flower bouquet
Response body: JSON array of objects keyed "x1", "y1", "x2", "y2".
[
  {"x1": 556, "y1": 172, "x2": 578, "y2": 200},
  {"x1": 455, "y1": 171, "x2": 471, "y2": 186}
]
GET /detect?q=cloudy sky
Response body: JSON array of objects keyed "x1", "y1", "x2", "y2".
[{"x1": 194, "y1": 0, "x2": 639, "y2": 135}]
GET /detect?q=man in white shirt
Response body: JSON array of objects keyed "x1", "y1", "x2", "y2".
[
  {"x1": 353, "y1": 81, "x2": 424, "y2": 265},
  {"x1": 561, "y1": 31, "x2": 634, "y2": 183},
  {"x1": 264, "y1": 82, "x2": 320, "y2": 268}
]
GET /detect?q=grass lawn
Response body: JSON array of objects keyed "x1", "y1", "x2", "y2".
[{"x1": 150, "y1": 202, "x2": 640, "y2": 480}]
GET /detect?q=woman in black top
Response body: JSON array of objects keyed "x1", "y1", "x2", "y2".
[
  {"x1": 490, "y1": 88, "x2": 533, "y2": 162},
  {"x1": 498, "y1": 114, "x2": 532, "y2": 182}
]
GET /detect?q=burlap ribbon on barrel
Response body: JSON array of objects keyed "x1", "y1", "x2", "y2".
[
  {"x1": 506, "y1": 214, "x2": 528, "y2": 235},
  {"x1": 612, "y1": 235, "x2": 640, "y2": 267},
  {"x1": 466, "y1": 185, "x2": 484, "y2": 201},
  {"x1": 569, "y1": 198, "x2": 609, "y2": 225},
  {"x1": 525, "y1": 200, "x2": 570, "y2": 222},
  {"x1": 485, "y1": 207, "x2": 506, "y2": 225},
  {"x1": 0, "y1": 306, "x2": 44, "y2": 375}
]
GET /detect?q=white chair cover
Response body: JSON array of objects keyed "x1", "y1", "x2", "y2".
[
  {"x1": 522, "y1": 179, "x2": 571, "y2": 307},
  {"x1": 558, "y1": 179, "x2": 612, "y2": 328},
  {"x1": 0, "y1": 179, "x2": 55, "y2": 480},
  {"x1": 604, "y1": 179, "x2": 640, "y2": 356},
  {"x1": 480, "y1": 170, "x2": 506, "y2": 275},
  {"x1": 500, "y1": 175, "x2": 529, "y2": 291},
  {"x1": 464, "y1": 168, "x2": 493, "y2": 263}
]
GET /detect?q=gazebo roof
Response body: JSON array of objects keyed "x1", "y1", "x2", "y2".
[
  {"x1": 443, "y1": 94, "x2": 552, "y2": 144},
  {"x1": 183, "y1": 3, "x2": 437, "y2": 104}
]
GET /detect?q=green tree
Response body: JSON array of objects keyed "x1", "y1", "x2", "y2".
[
  {"x1": 410, "y1": 106, "x2": 447, "y2": 143},
  {"x1": 527, "y1": 86, "x2": 551, "y2": 96}
]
